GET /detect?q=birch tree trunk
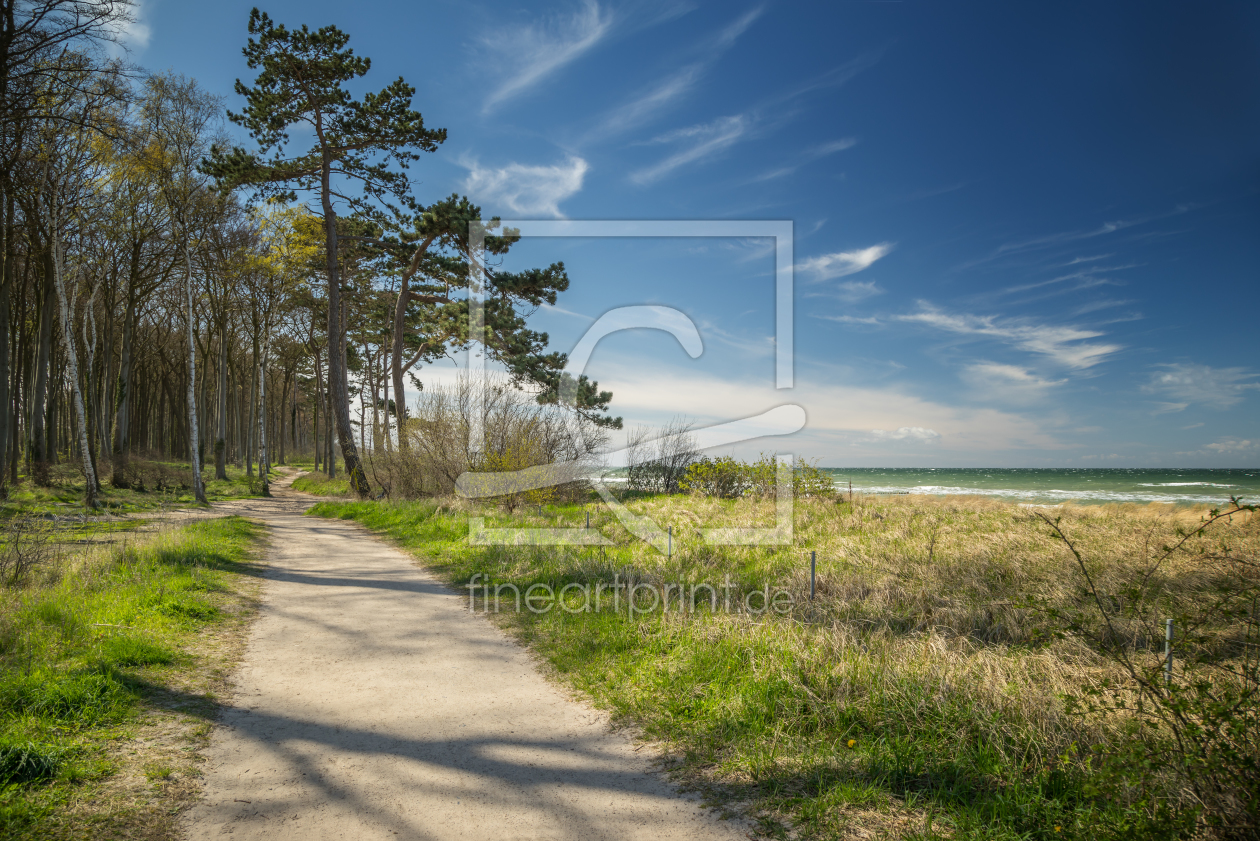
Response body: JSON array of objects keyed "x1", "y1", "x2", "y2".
[
  {"x1": 50, "y1": 238, "x2": 98, "y2": 508},
  {"x1": 182, "y1": 240, "x2": 207, "y2": 504}
]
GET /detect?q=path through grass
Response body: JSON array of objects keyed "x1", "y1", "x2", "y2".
[{"x1": 307, "y1": 494, "x2": 1259, "y2": 841}]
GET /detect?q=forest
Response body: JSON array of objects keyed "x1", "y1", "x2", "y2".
[{"x1": 0, "y1": 1, "x2": 618, "y2": 511}]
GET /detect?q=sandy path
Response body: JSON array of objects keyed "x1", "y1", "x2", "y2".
[{"x1": 181, "y1": 474, "x2": 748, "y2": 841}]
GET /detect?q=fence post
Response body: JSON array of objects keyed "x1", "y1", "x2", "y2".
[
  {"x1": 1165, "y1": 618, "x2": 1174, "y2": 685},
  {"x1": 667, "y1": 525, "x2": 672, "y2": 560},
  {"x1": 810, "y1": 550, "x2": 816, "y2": 600}
]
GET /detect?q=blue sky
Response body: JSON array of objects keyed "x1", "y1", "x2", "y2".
[{"x1": 127, "y1": 1, "x2": 1259, "y2": 466}]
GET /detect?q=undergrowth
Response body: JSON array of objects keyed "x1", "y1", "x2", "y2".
[{"x1": 0, "y1": 459, "x2": 274, "y2": 517}]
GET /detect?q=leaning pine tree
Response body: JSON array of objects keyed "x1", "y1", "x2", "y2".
[{"x1": 205, "y1": 8, "x2": 445, "y2": 498}]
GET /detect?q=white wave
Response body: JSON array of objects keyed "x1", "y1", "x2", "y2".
[
  {"x1": 1138, "y1": 482, "x2": 1239, "y2": 488},
  {"x1": 841, "y1": 482, "x2": 1247, "y2": 505}
]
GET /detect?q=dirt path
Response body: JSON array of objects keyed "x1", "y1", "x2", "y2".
[{"x1": 181, "y1": 473, "x2": 749, "y2": 840}]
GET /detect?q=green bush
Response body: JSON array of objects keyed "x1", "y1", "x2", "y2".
[{"x1": 679, "y1": 454, "x2": 836, "y2": 499}]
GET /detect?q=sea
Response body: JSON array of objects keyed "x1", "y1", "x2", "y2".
[{"x1": 819, "y1": 468, "x2": 1260, "y2": 507}]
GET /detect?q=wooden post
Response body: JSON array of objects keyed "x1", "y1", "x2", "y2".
[{"x1": 810, "y1": 550, "x2": 816, "y2": 600}]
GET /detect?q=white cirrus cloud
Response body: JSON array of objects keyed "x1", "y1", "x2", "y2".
[
  {"x1": 479, "y1": 0, "x2": 614, "y2": 113},
  {"x1": 586, "y1": 6, "x2": 762, "y2": 140},
  {"x1": 461, "y1": 156, "x2": 589, "y2": 218},
  {"x1": 798, "y1": 243, "x2": 893, "y2": 281},
  {"x1": 834, "y1": 280, "x2": 883, "y2": 303},
  {"x1": 751, "y1": 137, "x2": 857, "y2": 182},
  {"x1": 961, "y1": 362, "x2": 1066, "y2": 403},
  {"x1": 1142, "y1": 363, "x2": 1260, "y2": 411},
  {"x1": 896, "y1": 305, "x2": 1122, "y2": 370},
  {"x1": 629, "y1": 114, "x2": 748, "y2": 184},
  {"x1": 868, "y1": 426, "x2": 941, "y2": 442}
]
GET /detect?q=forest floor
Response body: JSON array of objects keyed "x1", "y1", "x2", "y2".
[{"x1": 178, "y1": 472, "x2": 750, "y2": 841}]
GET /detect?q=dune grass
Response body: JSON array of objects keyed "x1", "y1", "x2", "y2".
[
  {"x1": 0, "y1": 515, "x2": 264, "y2": 839},
  {"x1": 307, "y1": 492, "x2": 1259, "y2": 841}
]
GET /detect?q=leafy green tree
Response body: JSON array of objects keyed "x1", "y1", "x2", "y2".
[{"x1": 205, "y1": 8, "x2": 445, "y2": 497}]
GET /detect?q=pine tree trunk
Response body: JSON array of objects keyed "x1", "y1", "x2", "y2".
[{"x1": 320, "y1": 155, "x2": 369, "y2": 497}]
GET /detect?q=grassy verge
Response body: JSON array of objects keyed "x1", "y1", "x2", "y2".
[
  {"x1": 0, "y1": 460, "x2": 276, "y2": 518},
  {"x1": 307, "y1": 493, "x2": 1259, "y2": 841},
  {"x1": 0, "y1": 515, "x2": 265, "y2": 840},
  {"x1": 290, "y1": 471, "x2": 351, "y2": 496}
]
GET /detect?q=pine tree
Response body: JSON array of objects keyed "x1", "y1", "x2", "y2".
[{"x1": 205, "y1": 8, "x2": 445, "y2": 497}]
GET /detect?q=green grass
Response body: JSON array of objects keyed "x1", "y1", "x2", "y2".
[
  {"x1": 306, "y1": 494, "x2": 1258, "y2": 841},
  {"x1": 0, "y1": 459, "x2": 277, "y2": 518},
  {"x1": 290, "y1": 471, "x2": 352, "y2": 496},
  {"x1": 0, "y1": 516, "x2": 264, "y2": 838}
]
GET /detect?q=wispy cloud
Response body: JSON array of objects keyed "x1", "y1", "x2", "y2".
[
  {"x1": 961, "y1": 362, "x2": 1066, "y2": 404},
  {"x1": 868, "y1": 427, "x2": 941, "y2": 442},
  {"x1": 629, "y1": 50, "x2": 880, "y2": 184},
  {"x1": 1205, "y1": 437, "x2": 1257, "y2": 454},
  {"x1": 461, "y1": 156, "x2": 589, "y2": 217},
  {"x1": 105, "y1": 0, "x2": 151, "y2": 56},
  {"x1": 965, "y1": 207, "x2": 1194, "y2": 270},
  {"x1": 816, "y1": 314, "x2": 881, "y2": 325},
  {"x1": 750, "y1": 138, "x2": 856, "y2": 182},
  {"x1": 629, "y1": 114, "x2": 749, "y2": 184},
  {"x1": 1062, "y1": 254, "x2": 1113, "y2": 266},
  {"x1": 775, "y1": 51, "x2": 885, "y2": 102},
  {"x1": 798, "y1": 243, "x2": 893, "y2": 281},
  {"x1": 896, "y1": 305, "x2": 1122, "y2": 370},
  {"x1": 833, "y1": 280, "x2": 883, "y2": 303},
  {"x1": 479, "y1": 0, "x2": 615, "y2": 114},
  {"x1": 585, "y1": 6, "x2": 762, "y2": 140},
  {"x1": 1142, "y1": 363, "x2": 1260, "y2": 411},
  {"x1": 591, "y1": 65, "x2": 705, "y2": 138},
  {"x1": 1070, "y1": 298, "x2": 1133, "y2": 316},
  {"x1": 992, "y1": 219, "x2": 1145, "y2": 259}
]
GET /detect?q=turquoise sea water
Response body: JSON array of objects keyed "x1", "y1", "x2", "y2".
[{"x1": 819, "y1": 468, "x2": 1260, "y2": 506}]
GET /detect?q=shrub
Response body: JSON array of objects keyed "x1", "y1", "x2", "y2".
[
  {"x1": 373, "y1": 373, "x2": 605, "y2": 504},
  {"x1": 679, "y1": 454, "x2": 836, "y2": 499},
  {"x1": 1035, "y1": 501, "x2": 1260, "y2": 839},
  {"x1": 0, "y1": 516, "x2": 56, "y2": 586},
  {"x1": 679, "y1": 456, "x2": 749, "y2": 498}
]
